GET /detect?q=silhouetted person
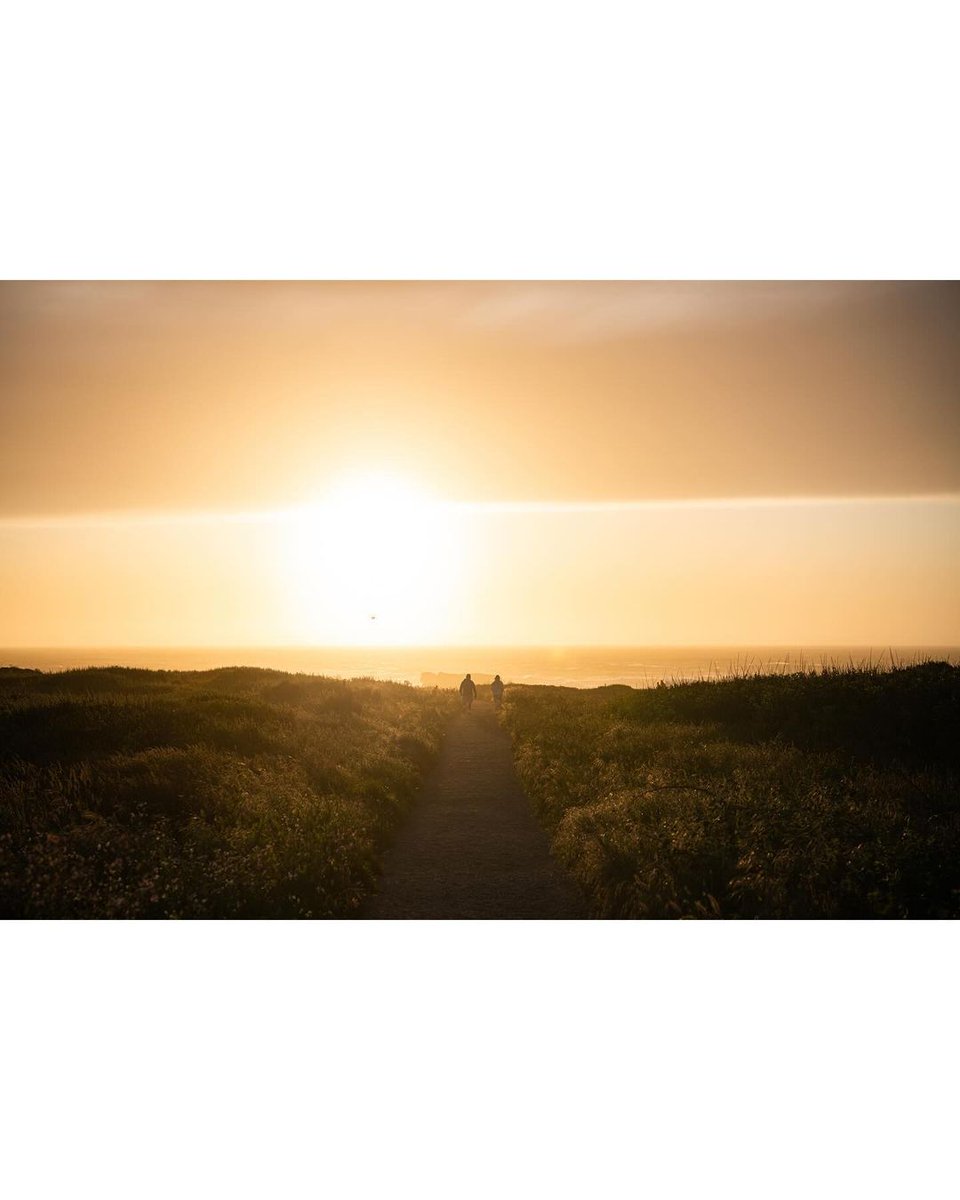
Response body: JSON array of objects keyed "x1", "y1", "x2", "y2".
[
  {"x1": 491, "y1": 674, "x2": 504, "y2": 709},
  {"x1": 459, "y1": 673, "x2": 477, "y2": 711}
]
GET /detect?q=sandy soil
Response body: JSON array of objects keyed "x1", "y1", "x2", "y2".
[{"x1": 363, "y1": 701, "x2": 588, "y2": 919}]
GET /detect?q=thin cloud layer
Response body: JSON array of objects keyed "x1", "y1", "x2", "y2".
[
  {"x1": 3, "y1": 280, "x2": 893, "y2": 343},
  {"x1": 2, "y1": 281, "x2": 958, "y2": 516}
]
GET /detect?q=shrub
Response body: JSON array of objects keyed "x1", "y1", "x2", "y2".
[
  {"x1": 0, "y1": 667, "x2": 456, "y2": 918},
  {"x1": 502, "y1": 664, "x2": 960, "y2": 919}
]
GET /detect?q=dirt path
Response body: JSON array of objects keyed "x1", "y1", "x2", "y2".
[{"x1": 363, "y1": 701, "x2": 588, "y2": 919}]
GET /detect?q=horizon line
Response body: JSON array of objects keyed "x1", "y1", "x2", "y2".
[{"x1": 4, "y1": 641, "x2": 959, "y2": 651}]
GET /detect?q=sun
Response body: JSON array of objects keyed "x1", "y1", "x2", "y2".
[{"x1": 278, "y1": 471, "x2": 463, "y2": 644}]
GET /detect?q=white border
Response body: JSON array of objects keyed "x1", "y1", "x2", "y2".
[{"x1": 3, "y1": 2, "x2": 957, "y2": 1195}]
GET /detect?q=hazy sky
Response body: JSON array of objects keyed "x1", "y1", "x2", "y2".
[{"x1": 2, "y1": 281, "x2": 958, "y2": 646}]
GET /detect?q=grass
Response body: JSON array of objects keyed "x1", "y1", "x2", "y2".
[
  {"x1": 501, "y1": 662, "x2": 960, "y2": 919},
  {"x1": 0, "y1": 666, "x2": 457, "y2": 918}
]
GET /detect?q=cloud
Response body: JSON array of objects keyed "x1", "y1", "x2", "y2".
[
  {"x1": 5, "y1": 491, "x2": 958, "y2": 530},
  {"x1": 1, "y1": 280, "x2": 902, "y2": 346}
]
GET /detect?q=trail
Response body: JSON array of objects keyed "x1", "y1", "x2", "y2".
[{"x1": 363, "y1": 701, "x2": 587, "y2": 919}]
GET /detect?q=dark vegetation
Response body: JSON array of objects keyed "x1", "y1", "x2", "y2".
[
  {"x1": 0, "y1": 666, "x2": 456, "y2": 918},
  {"x1": 502, "y1": 663, "x2": 960, "y2": 918}
]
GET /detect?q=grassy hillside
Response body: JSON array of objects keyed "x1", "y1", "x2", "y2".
[
  {"x1": 502, "y1": 663, "x2": 960, "y2": 919},
  {"x1": 0, "y1": 666, "x2": 456, "y2": 918}
]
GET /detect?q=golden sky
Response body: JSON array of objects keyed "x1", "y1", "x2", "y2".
[{"x1": 2, "y1": 281, "x2": 958, "y2": 646}]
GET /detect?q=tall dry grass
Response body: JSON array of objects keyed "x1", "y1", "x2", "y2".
[
  {"x1": 502, "y1": 662, "x2": 960, "y2": 918},
  {"x1": 0, "y1": 666, "x2": 456, "y2": 918}
]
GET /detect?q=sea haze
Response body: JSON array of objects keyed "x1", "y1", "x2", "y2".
[{"x1": 3, "y1": 646, "x2": 958, "y2": 689}]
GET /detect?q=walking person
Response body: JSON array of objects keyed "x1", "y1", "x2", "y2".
[
  {"x1": 491, "y1": 674, "x2": 504, "y2": 710},
  {"x1": 459, "y1": 673, "x2": 477, "y2": 711}
]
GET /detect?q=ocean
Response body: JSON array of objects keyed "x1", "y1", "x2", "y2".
[{"x1": 2, "y1": 645, "x2": 958, "y2": 689}]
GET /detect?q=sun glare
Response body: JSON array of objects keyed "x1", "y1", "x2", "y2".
[{"x1": 279, "y1": 472, "x2": 462, "y2": 644}]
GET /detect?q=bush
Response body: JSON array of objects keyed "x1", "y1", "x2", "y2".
[
  {"x1": 0, "y1": 667, "x2": 456, "y2": 918},
  {"x1": 502, "y1": 664, "x2": 960, "y2": 919}
]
